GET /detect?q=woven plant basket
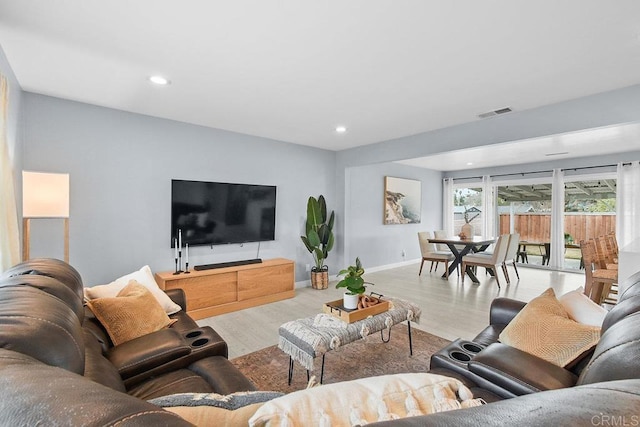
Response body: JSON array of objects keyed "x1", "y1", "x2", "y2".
[{"x1": 311, "y1": 270, "x2": 329, "y2": 290}]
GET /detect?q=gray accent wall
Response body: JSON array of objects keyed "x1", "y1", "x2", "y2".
[{"x1": 22, "y1": 93, "x2": 336, "y2": 285}]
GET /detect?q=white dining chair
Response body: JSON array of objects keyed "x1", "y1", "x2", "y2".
[
  {"x1": 433, "y1": 230, "x2": 450, "y2": 252},
  {"x1": 461, "y1": 234, "x2": 510, "y2": 288},
  {"x1": 418, "y1": 232, "x2": 456, "y2": 279},
  {"x1": 502, "y1": 233, "x2": 520, "y2": 284}
]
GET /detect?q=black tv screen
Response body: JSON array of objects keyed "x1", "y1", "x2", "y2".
[{"x1": 171, "y1": 180, "x2": 276, "y2": 246}]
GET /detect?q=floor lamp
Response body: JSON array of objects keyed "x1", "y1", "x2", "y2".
[{"x1": 22, "y1": 171, "x2": 70, "y2": 263}]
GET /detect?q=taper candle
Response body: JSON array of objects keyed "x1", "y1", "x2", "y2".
[
  {"x1": 174, "y1": 238, "x2": 178, "y2": 258},
  {"x1": 185, "y1": 243, "x2": 189, "y2": 264},
  {"x1": 178, "y1": 229, "x2": 182, "y2": 250}
]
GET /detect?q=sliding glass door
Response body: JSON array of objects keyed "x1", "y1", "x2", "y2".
[
  {"x1": 446, "y1": 171, "x2": 617, "y2": 271},
  {"x1": 496, "y1": 178, "x2": 553, "y2": 267},
  {"x1": 563, "y1": 174, "x2": 616, "y2": 271}
]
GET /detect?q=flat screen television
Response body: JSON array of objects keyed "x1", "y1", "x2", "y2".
[{"x1": 171, "y1": 180, "x2": 276, "y2": 247}]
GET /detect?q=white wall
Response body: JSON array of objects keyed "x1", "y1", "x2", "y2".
[
  {"x1": 343, "y1": 163, "x2": 441, "y2": 271},
  {"x1": 22, "y1": 93, "x2": 336, "y2": 285}
]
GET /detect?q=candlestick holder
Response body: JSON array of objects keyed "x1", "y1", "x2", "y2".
[
  {"x1": 177, "y1": 250, "x2": 184, "y2": 274},
  {"x1": 173, "y1": 257, "x2": 180, "y2": 275},
  {"x1": 185, "y1": 262, "x2": 191, "y2": 274}
]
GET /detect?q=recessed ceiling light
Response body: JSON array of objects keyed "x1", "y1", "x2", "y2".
[
  {"x1": 335, "y1": 126, "x2": 347, "y2": 133},
  {"x1": 466, "y1": 162, "x2": 473, "y2": 166},
  {"x1": 149, "y1": 75, "x2": 171, "y2": 85}
]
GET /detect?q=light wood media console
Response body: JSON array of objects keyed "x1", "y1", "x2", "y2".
[{"x1": 155, "y1": 258, "x2": 295, "y2": 320}]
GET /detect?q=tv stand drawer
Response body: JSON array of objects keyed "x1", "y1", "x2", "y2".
[{"x1": 156, "y1": 258, "x2": 295, "y2": 319}]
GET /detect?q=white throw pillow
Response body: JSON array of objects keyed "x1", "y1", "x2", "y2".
[
  {"x1": 558, "y1": 287, "x2": 607, "y2": 327},
  {"x1": 84, "y1": 265, "x2": 181, "y2": 315}
]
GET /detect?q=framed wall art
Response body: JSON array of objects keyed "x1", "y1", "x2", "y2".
[{"x1": 384, "y1": 176, "x2": 421, "y2": 224}]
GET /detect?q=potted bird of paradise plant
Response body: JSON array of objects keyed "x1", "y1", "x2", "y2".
[{"x1": 300, "y1": 195, "x2": 335, "y2": 289}]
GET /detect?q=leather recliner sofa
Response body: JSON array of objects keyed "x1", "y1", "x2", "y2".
[
  {"x1": 0, "y1": 258, "x2": 256, "y2": 426},
  {"x1": 370, "y1": 272, "x2": 640, "y2": 425},
  {"x1": 2, "y1": 258, "x2": 640, "y2": 426}
]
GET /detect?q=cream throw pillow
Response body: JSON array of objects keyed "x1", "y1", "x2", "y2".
[
  {"x1": 84, "y1": 265, "x2": 181, "y2": 314},
  {"x1": 499, "y1": 288, "x2": 601, "y2": 367},
  {"x1": 558, "y1": 287, "x2": 607, "y2": 327},
  {"x1": 249, "y1": 373, "x2": 483, "y2": 426},
  {"x1": 87, "y1": 280, "x2": 176, "y2": 346}
]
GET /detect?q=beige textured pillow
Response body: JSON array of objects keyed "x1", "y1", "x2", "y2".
[
  {"x1": 499, "y1": 288, "x2": 601, "y2": 367},
  {"x1": 87, "y1": 280, "x2": 176, "y2": 346}
]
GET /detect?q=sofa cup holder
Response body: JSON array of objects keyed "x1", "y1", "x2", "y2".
[
  {"x1": 449, "y1": 351, "x2": 472, "y2": 362},
  {"x1": 191, "y1": 338, "x2": 209, "y2": 347},
  {"x1": 185, "y1": 330, "x2": 203, "y2": 339},
  {"x1": 461, "y1": 342, "x2": 483, "y2": 353}
]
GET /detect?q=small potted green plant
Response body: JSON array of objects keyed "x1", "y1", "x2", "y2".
[{"x1": 336, "y1": 257, "x2": 374, "y2": 309}]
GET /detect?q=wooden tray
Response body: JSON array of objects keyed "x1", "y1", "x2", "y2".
[{"x1": 322, "y1": 298, "x2": 390, "y2": 323}]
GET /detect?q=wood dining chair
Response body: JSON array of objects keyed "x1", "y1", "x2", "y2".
[
  {"x1": 417, "y1": 232, "x2": 456, "y2": 279},
  {"x1": 580, "y1": 239, "x2": 618, "y2": 305},
  {"x1": 461, "y1": 234, "x2": 510, "y2": 288}
]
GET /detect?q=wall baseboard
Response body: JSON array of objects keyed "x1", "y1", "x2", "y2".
[
  {"x1": 297, "y1": 258, "x2": 420, "y2": 288},
  {"x1": 364, "y1": 258, "x2": 420, "y2": 273},
  {"x1": 295, "y1": 280, "x2": 311, "y2": 289}
]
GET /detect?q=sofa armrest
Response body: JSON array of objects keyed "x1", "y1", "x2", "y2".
[
  {"x1": 0, "y1": 349, "x2": 192, "y2": 426},
  {"x1": 468, "y1": 343, "x2": 578, "y2": 395},
  {"x1": 116, "y1": 326, "x2": 228, "y2": 389},
  {"x1": 165, "y1": 288, "x2": 187, "y2": 311},
  {"x1": 489, "y1": 298, "x2": 526, "y2": 326},
  {"x1": 107, "y1": 329, "x2": 191, "y2": 379}
]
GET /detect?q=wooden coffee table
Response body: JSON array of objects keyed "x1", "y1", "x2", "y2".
[{"x1": 278, "y1": 296, "x2": 421, "y2": 384}]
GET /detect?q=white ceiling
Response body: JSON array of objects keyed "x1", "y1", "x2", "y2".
[{"x1": 1, "y1": 1, "x2": 640, "y2": 165}]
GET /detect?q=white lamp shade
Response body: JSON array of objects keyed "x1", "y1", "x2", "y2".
[{"x1": 22, "y1": 171, "x2": 70, "y2": 218}]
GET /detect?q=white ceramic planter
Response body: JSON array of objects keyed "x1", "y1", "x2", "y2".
[{"x1": 343, "y1": 292, "x2": 360, "y2": 310}]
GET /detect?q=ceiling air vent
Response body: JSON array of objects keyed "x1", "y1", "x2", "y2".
[{"x1": 478, "y1": 107, "x2": 513, "y2": 119}]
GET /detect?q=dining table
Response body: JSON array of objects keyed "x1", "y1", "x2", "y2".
[{"x1": 427, "y1": 236, "x2": 497, "y2": 282}]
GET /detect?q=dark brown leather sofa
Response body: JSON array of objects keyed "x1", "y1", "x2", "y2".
[
  {"x1": 2, "y1": 258, "x2": 640, "y2": 426},
  {"x1": 0, "y1": 258, "x2": 255, "y2": 426},
  {"x1": 371, "y1": 272, "x2": 640, "y2": 425}
]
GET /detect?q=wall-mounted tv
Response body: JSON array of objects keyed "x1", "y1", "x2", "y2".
[{"x1": 171, "y1": 180, "x2": 276, "y2": 247}]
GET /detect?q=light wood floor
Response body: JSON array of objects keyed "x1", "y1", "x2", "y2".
[{"x1": 197, "y1": 262, "x2": 585, "y2": 359}]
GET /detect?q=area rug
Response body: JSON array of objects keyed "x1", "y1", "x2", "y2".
[{"x1": 231, "y1": 327, "x2": 451, "y2": 393}]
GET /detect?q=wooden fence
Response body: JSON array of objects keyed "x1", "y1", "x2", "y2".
[{"x1": 498, "y1": 213, "x2": 615, "y2": 243}]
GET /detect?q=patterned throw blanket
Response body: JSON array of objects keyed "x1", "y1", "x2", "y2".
[
  {"x1": 248, "y1": 373, "x2": 485, "y2": 426},
  {"x1": 278, "y1": 298, "x2": 421, "y2": 370}
]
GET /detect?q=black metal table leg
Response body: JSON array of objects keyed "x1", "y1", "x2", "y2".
[
  {"x1": 407, "y1": 321, "x2": 413, "y2": 356},
  {"x1": 320, "y1": 354, "x2": 325, "y2": 384},
  {"x1": 288, "y1": 356, "x2": 293, "y2": 385},
  {"x1": 444, "y1": 244, "x2": 462, "y2": 277}
]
